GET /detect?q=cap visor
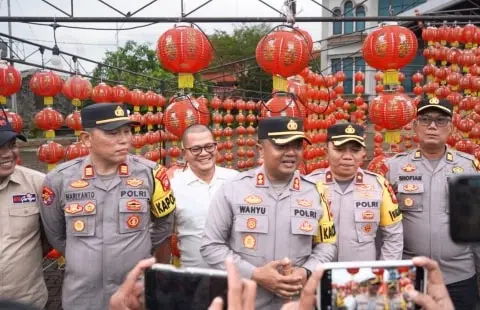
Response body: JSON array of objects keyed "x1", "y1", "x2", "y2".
[
  {"x1": 417, "y1": 105, "x2": 452, "y2": 116},
  {"x1": 96, "y1": 120, "x2": 140, "y2": 131},
  {"x1": 332, "y1": 137, "x2": 366, "y2": 147},
  {"x1": 271, "y1": 134, "x2": 311, "y2": 145},
  {"x1": 0, "y1": 131, "x2": 26, "y2": 146}
]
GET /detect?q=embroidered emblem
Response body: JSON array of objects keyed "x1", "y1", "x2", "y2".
[
  {"x1": 83, "y1": 202, "x2": 96, "y2": 213},
  {"x1": 244, "y1": 195, "x2": 262, "y2": 204},
  {"x1": 70, "y1": 180, "x2": 89, "y2": 189},
  {"x1": 362, "y1": 210, "x2": 375, "y2": 220},
  {"x1": 42, "y1": 186, "x2": 55, "y2": 206},
  {"x1": 300, "y1": 221, "x2": 314, "y2": 232},
  {"x1": 127, "y1": 215, "x2": 141, "y2": 228},
  {"x1": 126, "y1": 178, "x2": 143, "y2": 187},
  {"x1": 297, "y1": 199, "x2": 312, "y2": 207},
  {"x1": 402, "y1": 164, "x2": 416, "y2": 172},
  {"x1": 243, "y1": 234, "x2": 256, "y2": 249},
  {"x1": 65, "y1": 203, "x2": 83, "y2": 214},
  {"x1": 73, "y1": 220, "x2": 85, "y2": 232},
  {"x1": 12, "y1": 193, "x2": 37, "y2": 204},
  {"x1": 246, "y1": 218, "x2": 257, "y2": 229},
  {"x1": 126, "y1": 199, "x2": 142, "y2": 211}
]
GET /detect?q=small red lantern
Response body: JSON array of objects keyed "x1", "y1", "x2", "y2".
[
  {"x1": 260, "y1": 93, "x2": 306, "y2": 119},
  {"x1": 29, "y1": 70, "x2": 63, "y2": 106},
  {"x1": 65, "y1": 111, "x2": 82, "y2": 136},
  {"x1": 65, "y1": 142, "x2": 89, "y2": 161},
  {"x1": 0, "y1": 60, "x2": 22, "y2": 105},
  {"x1": 363, "y1": 24, "x2": 418, "y2": 85},
  {"x1": 62, "y1": 75, "x2": 92, "y2": 107},
  {"x1": 128, "y1": 89, "x2": 146, "y2": 112},
  {"x1": 164, "y1": 95, "x2": 201, "y2": 139},
  {"x1": 7, "y1": 111, "x2": 23, "y2": 133},
  {"x1": 368, "y1": 91, "x2": 416, "y2": 143},
  {"x1": 156, "y1": 25, "x2": 213, "y2": 89},
  {"x1": 91, "y1": 82, "x2": 113, "y2": 103},
  {"x1": 37, "y1": 141, "x2": 65, "y2": 171},
  {"x1": 34, "y1": 108, "x2": 64, "y2": 138},
  {"x1": 145, "y1": 91, "x2": 160, "y2": 111},
  {"x1": 256, "y1": 29, "x2": 310, "y2": 91},
  {"x1": 112, "y1": 85, "x2": 129, "y2": 103}
]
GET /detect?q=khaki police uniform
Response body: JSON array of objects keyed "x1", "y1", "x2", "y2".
[
  {"x1": 200, "y1": 117, "x2": 336, "y2": 310},
  {"x1": 309, "y1": 124, "x2": 403, "y2": 262},
  {"x1": 40, "y1": 103, "x2": 176, "y2": 310},
  {"x1": 385, "y1": 98, "x2": 480, "y2": 286},
  {"x1": 0, "y1": 116, "x2": 48, "y2": 309}
]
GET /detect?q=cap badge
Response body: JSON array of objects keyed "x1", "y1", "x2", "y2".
[
  {"x1": 345, "y1": 125, "x2": 355, "y2": 134},
  {"x1": 115, "y1": 106, "x2": 125, "y2": 117},
  {"x1": 287, "y1": 120, "x2": 298, "y2": 131},
  {"x1": 429, "y1": 97, "x2": 439, "y2": 105}
]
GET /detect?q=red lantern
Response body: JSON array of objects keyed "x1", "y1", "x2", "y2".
[
  {"x1": 128, "y1": 89, "x2": 146, "y2": 112},
  {"x1": 112, "y1": 85, "x2": 129, "y2": 103},
  {"x1": 91, "y1": 82, "x2": 113, "y2": 103},
  {"x1": 156, "y1": 25, "x2": 213, "y2": 89},
  {"x1": 34, "y1": 108, "x2": 64, "y2": 138},
  {"x1": 422, "y1": 26, "x2": 438, "y2": 46},
  {"x1": 368, "y1": 92, "x2": 417, "y2": 143},
  {"x1": 367, "y1": 155, "x2": 389, "y2": 176},
  {"x1": 65, "y1": 110, "x2": 82, "y2": 136},
  {"x1": 7, "y1": 111, "x2": 23, "y2": 133},
  {"x1": 145, "y1": 91, "x2": 160, "y2": 111},
  {"x1": 37, "y1": 141, "x2": 65, "y2": 171},
  {"x1": 62, "y1": 75, "x2": 92, "y2": 107},
  {"x1": 363, "y1": 24, "x2": 418, "y2": 85},
  {"x1": 260, "y1": 93, "x2": 306, "y2": 119},
  {"x1": 164, "y1": 95, "x2": 202, "y2": 139},
  {"x1": 29, "y1": 70, "x2": 63, "y2": 106},
  {"x1": 65, "y1": 142, "x2": 89, "y2": 161},
  {"x1": 0, "y1": 60, "x2": 22, "y2": 105},
  {"x1": 256, "y1": 29, "x2": 310, "y2": 91}
]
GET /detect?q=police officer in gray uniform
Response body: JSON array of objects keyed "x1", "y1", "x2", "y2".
[
  {"x1": 309, "y1": 124, "x2": 403, "y2": 262},
  {"x1": 385, "y1": 97, "x2": 480, "y2": 310},
  {"x1": 201, "y1": 116, "x2": 337, "y2": 310},
  {"x1": 40, "y1": 103, "x2": 176, "y2": 310}
]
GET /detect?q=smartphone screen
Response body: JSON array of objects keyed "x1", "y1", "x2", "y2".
[
  {"x1": 319, "y1": 265, "x2": 425, "y2": 310},
  {"x1": 144, "y1": 267, "x2": 228, "y2": 310}
]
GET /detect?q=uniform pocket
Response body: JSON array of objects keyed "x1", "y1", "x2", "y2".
[
  {"x1": 8, "y1": 205, "x2": 40, "y2": 238},
  {"x1": 397, "y1": 182, "x2": 424, "y2": 212},
  {"x1": 119, "y1": 198, "x2": 149, "y2": 234}
]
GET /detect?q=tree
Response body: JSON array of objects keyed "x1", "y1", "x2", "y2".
[{"x1": 208, "y1": 24, "x2": 273, "y2": 100}]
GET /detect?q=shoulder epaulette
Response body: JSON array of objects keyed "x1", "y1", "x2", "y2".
[
  {"x1": 455, "y1": 151, "x2": 475, "y2": 161},
  {"x1": 54, "y1": 158, "x2": 83, "y2": 173},
  {"x1": 132, "y1": 155, "x2": 157, "y2": 168},
  {"x1": 392, "y1": 152, "x2": 408, "y2": 159}
]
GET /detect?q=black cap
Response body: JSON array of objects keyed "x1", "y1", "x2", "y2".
[
  {"x1": 81, "y1": 103, "x2": 139, "y2": 131},
  {"x1": 417, "y1": 97, "x2": 453, "y2": 116},
  {"x1": 327, "y1": 123, "x2": 365, "y2": 147},
  {"x1": 257, "y1": 116, "x2": 311, "y2": 145},
  {"x1": 0, "y1": 116, "x2": 26, "y2": 146}
]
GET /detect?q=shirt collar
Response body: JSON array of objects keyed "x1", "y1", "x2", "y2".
[
  {"x1": 412, "y1": 147, "x2": 454, "y2": 163},
  {"x1": 183, "y1": 166, "x2": 226, "y2": 185},
  {"x1": 324, "y1": 167, "x2": 364, "y2": 184},
  {"x1": 80, "y1": 155, "x2": 131, "y2": 179},
  {"x1": 254, "y1": 165, "x2": 301, "y2": 191}
]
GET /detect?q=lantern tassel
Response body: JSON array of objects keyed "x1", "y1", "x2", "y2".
[
  {"x1": 72, "y1": 99, "x2": 81, "y2": 107},
  {"x1": 383, "y1": 70, "x2": 399, "y2": 86},
  {"x1": 273, "y1": 75, "x2": 288, "y2": 92},
  {"x1": 44, "y1": 96, "x2": 53, "y2": 106},
  {"x1": 45, "y1": 130, "x2": 56, "y2": 139},
  {"x1": 47, "y1": 164, "x2": 56, "y2": 171},
  {"x1": 134, "y1": 106, "x2": 140, "y2": 112},
  {"x1": 178, "y1": 73, "x2": 194, "y2": 89},
  {"x1": 74, "y1": 130, "x2": 81, "y2": 136},
  {"x1": 384, "y1": 130, "x2": 401, "y2": 144},
  {"x1": 0, "y1": 96, "x2": 6, "y2": 105}
]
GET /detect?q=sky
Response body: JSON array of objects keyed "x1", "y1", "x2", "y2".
[{"x1": 0, "y1": 0, "x2": 324, "y2": 75}]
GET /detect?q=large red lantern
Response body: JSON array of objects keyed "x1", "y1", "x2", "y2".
[
  {"x1": 91, "y1": 82, "x2": 113, "y2": 103},
  {"x1": 260, "y1": 92, "x2": 306, "y2": 119},
  {"x1": 127, "y1": 89, "x2": 146, "y2": 112},
  {"x1": 34, "y1": 108, "x2": 64, "y2": 138},
  {"x1": 37, "y1": 141, "x2": 65, "y2": 171},
  {"x1": 156, "y1": 25, "x2": 213, "y2": 89},
  {"x1": 29, "y1": 70, "x2": 63, "y2": 106},
  {"x1": 256, "y1": 29, "x2": 310, "y2": 91},
  {"x1": 62, "y1": 75, "x2": 92, "y2": 107},
  {"x1": 65, "y1": 142, "x2": 89, "y2": 161},
  {"x1": 368, "y1": 91, "x2": 417, "y2": 143},
  {"x1": 112, "y1": 85, "x2": 129, "y2": 103},
  {"x1": 363, "y1": 23, "x2": 418, "y2": 85},
  {"x1": 0, "y1": 60, "x2": 22, "y2": 105},
  {"x1": 164, "y1": 95, "x2": 202, "y2": 138}
]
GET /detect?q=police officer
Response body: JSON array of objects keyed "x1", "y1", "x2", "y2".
[
  {"x1": 385, "y1": 97, "x2": 480, "y2": 310},
  {"x1": 0, "y1": 115, "x2": 49, "y2": 309},
  {"x1": 200, "y1": 116, "x2": 336, "y2": 310},
  {"x1": 309, "y1": 123, "x2": 403, "y2": 262},
  {"x1": 40, "y1": 103, "x2": 176, "y2": 310}
]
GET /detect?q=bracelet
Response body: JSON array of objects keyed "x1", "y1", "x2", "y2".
[{"x1": 302, "y1": 267, "x2": 312, "y2": 279}]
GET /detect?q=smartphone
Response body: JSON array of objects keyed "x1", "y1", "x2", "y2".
[
  {"x1": 317, "y1": 260, "x2": 426, "y2": 310},
  {"x1": 449, "y1": 174, "x2": 480, "y2": 243},
  {"x1": 144, "y1": 264, "x2": 228, "y2": 310}
]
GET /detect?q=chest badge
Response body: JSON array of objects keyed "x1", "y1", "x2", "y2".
[
  {"x1": 404, "y1": 197, "x2": 414, "y2": 207},
  {"x1": 452, "y1": 166, "x2": 464, "y2": 174},
  {"x1": 127, "y1": 215, "x2": 141, "y2": 228},
  {"x1": 127, "y1": 199, "x2": 142, "y2": 211},
  {"x1": 244, "y1": 195, "x2": 262, "y2": 204},
  {"x1": 65, "y1": 203, "x2": 83, "y2": 214},
  {"x1": 73, "y1": 219, "x2": 85, "y2": 232},
  {"x1": 126, "y1": 178, "x2": 143, "y2": 187},
  {"x1": 402, "y1": 164, "x2": 416, "y2": 173},
  {"x1": 300, "y1": 221, "x2": 314, "y2": 232},
  {"x1": 362, "y1": 223, "x2": 373, "y2": 234},
  {"x1": 246, "y1": 218, "x2": 257, "y2": 229},
  {"x1": 70, "y1": 180, "x2": 89, "y2": 189},
  {"x1": 84, "y1": 202, "x2": 96, "y2": 213},
  {"x1": 362, "y1": 210, "x2": 375, "y2": 220},
  {"x1": 403, "y1": 184, "x2": 419, "y2": 192},
  {"x1": 243, "y1": 234, "x2": 256, "y2": 249},
  {"x1": 297, "y1": 199, "x2": 312, "y2": 207}
]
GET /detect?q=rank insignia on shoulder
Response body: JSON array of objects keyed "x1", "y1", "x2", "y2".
[
  {"x1": 256, "y1": 173, "x2": 265, "y2": 186},
  {"x1": 246, "y1": 218, "x2": 257, "y2": 229},
  {"x1": 84, "y1": 165, "x2": 95, "y2": 178},
  {"x1": 402, "y1": 164, "x2": 416, "y2": 172},
  {"x1": 292, "y1": 177, "x2": 300, "y2": 190},
  {"x1": 70, "y1": 180, "x2": 89, "y2": 189},
  {"x1": 244, "y1": 195, "x2": 262, "y2": 204},
  {"x1": 452, "y1": 166, "x2": 464, "y2": 174},
  {"x1": 300, "y1": 220, "x2": 314, "y2": 232},
  {"x1": 119, "y1": 163, "x2": 129, "y2": 176},
  {"x1": 446, "y1": 152, "x2": 453, "y2": 162},
  {"x1": 414, "y1": 151, "x2": 422, "y2": 160},
  {"x1": 84, "y1": 202, "x2": 96, "y2": 213},
  {"x1": 473, "y1": 159, "x2": 480, "y2": 172},
  {"x1": 243, "y1": 234, "x2": 256, "y2": 249},
  {"x1": 126, "y1": 178, "x2": 143, "y2": 187}
]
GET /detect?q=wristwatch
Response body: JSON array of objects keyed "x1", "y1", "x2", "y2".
[{"x1": 302, "y1": 267, "x2": 312, "y2": 279}]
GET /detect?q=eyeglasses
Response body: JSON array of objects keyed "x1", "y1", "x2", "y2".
[
  {"x1": 417, "y1": 115, "x2": 451, "y2": 127},
  {"x1": 185, "y1": 143, "x2": 217, "y2": 156}
]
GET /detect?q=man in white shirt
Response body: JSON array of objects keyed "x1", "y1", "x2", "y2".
[{"x1": 171, "y1": 124, "x2": 238, "y2": 267}]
